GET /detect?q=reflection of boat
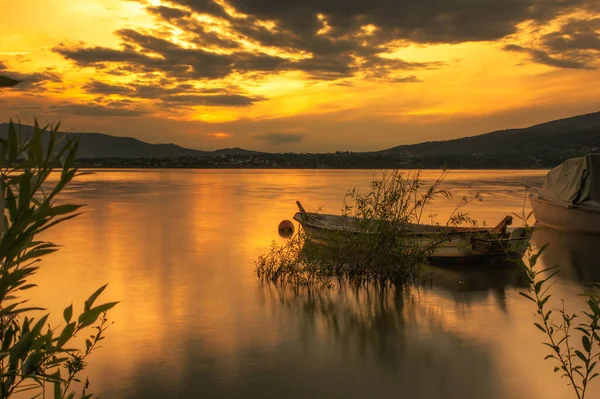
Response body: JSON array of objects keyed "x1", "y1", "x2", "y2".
[
  {"x1": 532, "y1": 227, "x2": 600, "y2": 284},
  {"x1": 530, "y1": 154, "x2": 600, "y2": 234},
  {"x1": 293, "y1": 201, "x2": 531, "y2": 263}
]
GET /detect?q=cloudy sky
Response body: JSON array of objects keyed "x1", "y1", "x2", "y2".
[{"x1": 1, "y1": 0, "x2": 599, "y2": 151}]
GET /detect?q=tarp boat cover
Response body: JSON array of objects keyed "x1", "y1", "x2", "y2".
[{"x1": 538, "y1": 154, "x2": 600, "y2": 210}]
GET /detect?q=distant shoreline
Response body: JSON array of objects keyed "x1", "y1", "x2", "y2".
[
  {"x1": 72, "y1": 154, "x2": 561, "y2": 170},
  {"x1": 75, "y1": 165, "x2": 551, "y2": 171}
]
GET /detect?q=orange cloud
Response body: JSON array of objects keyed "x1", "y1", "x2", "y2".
[{"x1": 206, "y1": 132, "x2": 232, "y2": 139}]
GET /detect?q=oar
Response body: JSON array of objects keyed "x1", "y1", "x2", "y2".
[
  {"x1": 296, "y1": 201, "x2": 307, "y2": 214},
  {"x1": 295, "y1": 201, "x2": 324, "y2": 226}
]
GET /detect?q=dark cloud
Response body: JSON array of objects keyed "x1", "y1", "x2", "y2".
[
  {"x1": 503, "y1": 44, "x2": 595, "y2": 70},
  {"x1": 146, "y1": 5, "x2": 191, "y2": 20},
  {"x1": 503, "y1": 17, "x2": 599, "y2": 69},
  {"x1": 49, "y1": 102, "x2": 150, "y2": 117},
  {"x1": 255, "y1": 132, "x2": 305, "y2": 145},
  {"x1": 83, "y1": 80, "x2": 132, "y2": 95},
  {"x1": 55, "y1": 44, "x2": 158, "y2": 67},
  {"x1": 0, "y1": 68, "x2": 62, "y2": 91},
  {"x1": 169, "y1": 0, "x2": 228, "y2": 18},
  {"x1": 331, "y1": 81, "x2": 353, "y2": 87},
  {"x1": 390, "y1": 76, "x2": 422, "y2": 83},
  {"x1": 167, "y1": 0, "x2": 596, "y2": 74},
  {"x1": 0, "y1": 61, "x2": 6, "y2": 70},
  {"x1": 49, "y1": 0, "x2": 596, "y2": 114},
  {"x1": 187, "y1": 23, "x2": 242, "y2": 50},
  {"x1": 56, "y1": 30, "x2": 293, "y2": 80},
  {"x1": 161, "y1": 94, "x2": 265, "y2": 107},
  {"x1": 542, "y1": 18, "x2": 600, "y2": 52},
  {"x1": 178, "y1": 0, "x2": 589, "y2": 44},
  {"x1": 56, "y1": 0, "x2": 463, "y2": 85},
  {"x1": 81, "y1": 79, "x2": 255, "y2": 107}
]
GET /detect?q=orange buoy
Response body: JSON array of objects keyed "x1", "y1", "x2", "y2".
[{"x1": 278, "y1": 220, "x2": 294, "y2": 237}]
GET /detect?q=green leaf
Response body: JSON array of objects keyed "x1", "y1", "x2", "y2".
[
  {"x1": 31, "y1": 204, "x2": 83, "y2": 222},
  {"x1": 575, "y1": 350, "x2": 588, "y2": 364},
  {"x1": 8, "y1": 122, "x2": 19, "y2": 163},
  {"x1": 63, "y1": 304, "x2": 73, "y2": 323},
  {"x1": 519, "y1": 292, "x2": 536, "y2": 302},
  {"x1": 534, "y1": 323, "x2": 547, "y2": 333},
  {"x1": 57, "y1": 322, "x2": 76, "y2": 348},
  {"x1": 90, "y1": 301, "x2": 118, "y2": 314},
  {"x1": 542, "y1": 342, "x2": 560, "y2": 353},
  {"x1": 583, "y1": 335, "x2": 592, "y2": 352},
  {"x1": 10, "y1": 331, "x2": 35, "y2": 370},
  {"x1": 534, "y1": 279, "x2": 545, "y2": 294},
  {"x1": 23, "y1": 352, "x2": 43, "y2": 375},
  {"x1": 18, "y1": 173, "x2": 31, "y2": 215},
  {"x1": 53, "y1": 379, "x2": 62, "y2": 399},
  {"x1": 84, "y1": 284, "x2": 108, "y2": 311},
  {"x1": 588, "y1": 299, "x2": 600, "y2": 315},
  {"x1": 539, "y1": 295, "x2": 551, "y2": 308},
  {"x1": 18, "y1": 284, "x2": 37, "y2": 291},
  {"x1": 78, "y1": 301, "x2": 118, "y2": 329},
  {"x1": 33, "y1": 123, "x2": 45, "y2": 168},
  {"x1": 17, "y1": 248, "x2": 59, "y2": 264}
]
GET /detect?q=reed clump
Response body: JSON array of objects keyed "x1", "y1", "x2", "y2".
[{"x1": 256, "y1": 170, "x2": 481, "y2": 285}]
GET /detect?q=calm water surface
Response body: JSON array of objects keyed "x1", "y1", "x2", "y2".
[{"x1": 29, "y1": 169, "x2": 600, "y2": 398}]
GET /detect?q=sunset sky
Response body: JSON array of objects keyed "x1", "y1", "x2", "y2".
[{"x1": 1, "y1": 0, "x2": 599, "y2": 151}]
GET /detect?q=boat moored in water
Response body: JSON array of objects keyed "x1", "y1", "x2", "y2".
[
  {"x1": 292, "y1": 201, "x2": 531, "y2": 263},
  {"x1": 530, "y1": 154, "x2": 600, "y2": 234}
]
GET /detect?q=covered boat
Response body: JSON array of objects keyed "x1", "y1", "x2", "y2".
[
  {"x1": 530, "y1": 154, "x2": 600, "y2": 234},
  {"x1": 293, "y1": 202, "x2": 531, "y2": 263}
]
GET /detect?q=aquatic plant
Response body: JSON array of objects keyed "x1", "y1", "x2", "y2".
[
  {"x1": 0, "y1": 121, "x2": 117, "y2": 398},
  {"x1": 518, "y1": 242, "x2": 600, "y2": 399},
  {"x1": 256, "y1": 169, "x2": 482, "y2": 285}
]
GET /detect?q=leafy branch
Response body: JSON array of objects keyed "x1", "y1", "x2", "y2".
[
  {"x1": 518, "y1": 243, "x2": 600, "y2": 399},
  {"x1": 0, "y1": 121, "x2": 118, "y2": 398}
]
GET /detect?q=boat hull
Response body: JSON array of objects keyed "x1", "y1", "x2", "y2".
[
  {"x1": 530, "y1": 196, "x2": 600, "y2": 234},
  {"x1": 293, "y1": 212, "x2": 531, "y2": 263}
]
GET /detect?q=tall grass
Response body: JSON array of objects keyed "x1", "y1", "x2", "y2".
[{"x1": 256, "y1": 169, "x2": 482, "y2": 285}]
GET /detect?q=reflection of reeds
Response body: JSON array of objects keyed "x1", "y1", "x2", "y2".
[
  {"x1": 256, "y1": 170, "x2": 482, "y2": 285},
  {"x1": 257, "y1": 281, "x2": 415, "y2": 370},
  {"x1": 258, "y1": 254, "x2": 533, "y2": 373}
]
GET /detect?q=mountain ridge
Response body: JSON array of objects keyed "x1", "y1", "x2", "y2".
[
  {"x1": 379, "y1": 111, "x2": 600, "y2": 157},
  {"x1": 1, "y1": 111, "x2": 599, "y2": 161},
  {"x1": 0, "y1": 123, "x2": 261, "y2": 158}
]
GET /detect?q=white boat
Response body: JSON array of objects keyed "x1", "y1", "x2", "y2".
[
  {"x1": 293, "y1": 202, "x2": 531, "y2": 263},
  {"x1": 530, "y1": 154, "x2": 600, "y2": 234}
]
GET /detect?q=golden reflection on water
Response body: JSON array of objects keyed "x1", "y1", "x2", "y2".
[{"x1": 20, "y1": 169, "x2": 600, "y2": 398}]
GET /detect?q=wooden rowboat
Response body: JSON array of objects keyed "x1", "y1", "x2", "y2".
[{"x1": 292, "y1": 201, "x2": 531, "y2": 263}]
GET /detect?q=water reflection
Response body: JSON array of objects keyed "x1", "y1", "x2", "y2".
[
  {"x1": 532, "y1": 227, "x2": 600, "y2": 285},
  {"x1": 25, "y1": 169, "x2": 595, "y2": 399},
  {"x1": 424, "y1": 264, "x2": 529, "y2": 311},
  {"x1": 256, "y1": 282, "x2": 505, "y2": 398}
]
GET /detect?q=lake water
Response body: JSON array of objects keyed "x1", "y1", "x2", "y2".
[{"x1": 28, "y1": 169, "x2": 600, "y2": 398}]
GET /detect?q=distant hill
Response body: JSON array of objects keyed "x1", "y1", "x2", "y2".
[
  {"x1": 380, "y1": 112, "x2": 600, "y2": 164},
  {"x1": 2, "y1": 112, "x2": 599, "y2": 168},
  {"x1": 0, "y1": 123, "x2": 260, "y2": 158}
]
